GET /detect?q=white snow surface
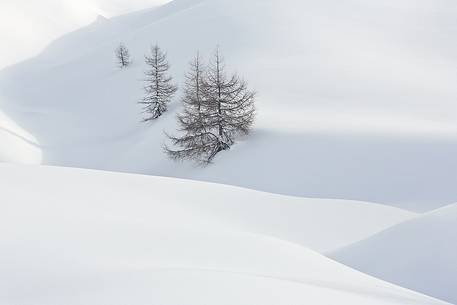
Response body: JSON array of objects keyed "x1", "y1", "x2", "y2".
[
  {"x1": 331, "y1": 203, "x2": 457, "y2": 304},
  {"x1": 0, "y1": 0, "x2": 169, "y2": 69},
  {"x1": 1, "y1": 1, "x2": 456, "y2": 303},
  {"x1": 0, "y1": 110, "x2": 42, "y2": 164},
  {"x1": 1, "y1": 0, "x2": 457, "y2": 211},
  {"x1": 0, "y1": 163, "x2": 448, "y2": 305}
]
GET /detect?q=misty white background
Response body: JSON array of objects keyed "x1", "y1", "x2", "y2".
[{"x1": 0, "y1": 0, "x2": 169, "y2": 69}]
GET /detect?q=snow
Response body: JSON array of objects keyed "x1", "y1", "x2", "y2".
[
  {"x1": 0, "y1": 163, "x2": 448, "y2": 305},
  {"x1": 1, "y1": 163, "x2": 415, "y2": 253},
  {"x1": 1, "y1": 0, "x2": 457, "y2": 211},
  {"x1": 0, "y1": 0, "x2": 169, "y2": 69},
  {"x1": 0, "y1": 0, "x2": 456, "y2": 303},
  {"x1": 330, "y1": 203, "x2": 457, "y2": 304},
  {"x1": 0, "y1": 110, "x2": 42, "y2": 164}
]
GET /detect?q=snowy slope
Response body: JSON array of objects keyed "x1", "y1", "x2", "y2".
[
  {"x1": 0, "y1": 164, "x2": 448, "y2": 305},
  {"x1": 0, "y1": 110, "x2": 41, "y2": 164},
  {"x1": 1, "y1": 0, "x2": 457, "y2": 211},
  {"x1": 0, "y1": 0, "x2": 169, "y2": 69},
  {"x1": 1, "y1": 1, "x2": 455, "y2": 303},
  {"x1": 1, "y1": 163, "x2": 415, "y2": 253},
  {"x1": 331, "y1": 203, "x2": 457, "y2": 304}
]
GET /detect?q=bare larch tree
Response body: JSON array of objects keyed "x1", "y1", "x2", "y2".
[
  {"x1": 203, "y1": 48, "x2": 256, "y2": 155},
  {"x1": 166, "y1": 48, "x2": 256, "y2": 164},
  {"x1": 115, "y1": 43, "x2": 131, "y2": 68},
  {"x1": 140, "y1": 45, "x2": 177, "y2": 121},
  {"x1": 166, "y1": 53, "x2": 220, "y2": 164}
]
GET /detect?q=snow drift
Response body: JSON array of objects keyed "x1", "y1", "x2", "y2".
[
  {"x1": 331, "y1": 203, "x2": 457, "y2": 304},
  {"x1": 0, "y1": 164, "x2": 448, "y2": 305}
]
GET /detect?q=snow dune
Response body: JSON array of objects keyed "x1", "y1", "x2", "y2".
[
  {"x1": 331, "y1": 203, "x2": 457, "y2": 304},
  {"x1": 0, "y1": 164, "x2": 447, "y2": 305},
  {"x1": 1, "y1": 0, "x2": 457, "y2": 211}
]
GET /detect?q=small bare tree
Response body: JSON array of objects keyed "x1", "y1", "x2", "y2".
[
  {"x1": 115, "y1": 43, "x2": 131, "y2": 68},
  {"x1": 140, "y1": 45, "x2": 177, "y2": 121},
  {"x1": 166, "y1": 48, "x2": 256, "y2": 165}
]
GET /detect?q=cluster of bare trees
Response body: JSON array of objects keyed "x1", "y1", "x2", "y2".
[
  {"x1": 115, "y1": 43, "x2": 255, "y2": 165},
  {"x1": 116, "y1": 43, "x2": 178, "y2": 120},
  {"x1": 166, "y1": 49, "x2": 255, "y2": 164}
]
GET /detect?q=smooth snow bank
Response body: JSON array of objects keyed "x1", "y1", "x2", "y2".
[
  {"x1": 331, "y1": 203, "x2": 457, "y2": 304},
  {"x1": 0, "y1": 164, "x2": 446, "y2": 305},
  {"x1": 1, "y1": 0, "x2": 457, "y2": 210},
  {"x1": 0, "y1": 110, "x2": 42, "y2": 164},
  {"x1": 0, "y1": 164, "x2": 415, "y2": 253}
]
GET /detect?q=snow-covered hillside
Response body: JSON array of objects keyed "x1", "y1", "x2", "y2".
[
  {"x1": 0, "y1": 0, "x2": 169, "y2": 69},
  {"x1": 331, "y1": 203, "x2": 457, "y2": 304},
  {"x1": 1, "y1": 0, "x2": 455, "y2": 303},
  {"x1": 1, "y1": 0, "x2": 457, "y2": 211},
  {"x1": 0, "y1": 164, "x2": 448, "y2": 305}
]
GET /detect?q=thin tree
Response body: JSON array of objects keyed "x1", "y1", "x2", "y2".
[
  {"x1": 165, "y1": 53, "x2": 220, "y2": 164},
  {"x1": 115, "y1": 43, "x2": 131, "y2": 68},
  {"x1": 140, "y1": 45, "x2": 177, "y2": 121},
  {"x1": 203, "y1": 47, "x2": 256, "y2": 155}
]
